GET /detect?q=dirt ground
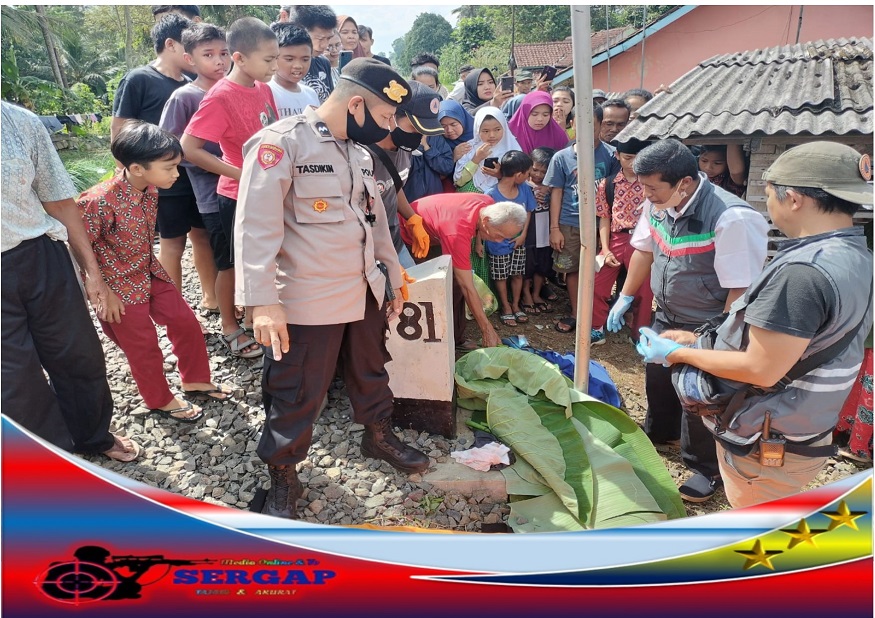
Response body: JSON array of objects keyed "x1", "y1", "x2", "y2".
[{"x1": 468, "y1": 282, "x2": 871, "y2": 516}]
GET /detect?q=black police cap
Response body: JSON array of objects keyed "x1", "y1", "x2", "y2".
[{"x1": 339, "y1": 58, "x2": 412, "y2": 107}]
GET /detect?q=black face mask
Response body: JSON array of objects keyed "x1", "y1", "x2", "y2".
[
  {"x1": 391, "y1": 127, "x2": 423, "y2": 152},
  {"x1": 346, "y1": 103, "x2": 390, "y2": 145}
]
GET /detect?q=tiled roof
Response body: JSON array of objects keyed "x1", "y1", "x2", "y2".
[
  {"x1": 513, "y1": 27, "x2": 630, "y2": 70},
  {"x1": 618, "y1": 37, "x2": 873, "y2": 140}
]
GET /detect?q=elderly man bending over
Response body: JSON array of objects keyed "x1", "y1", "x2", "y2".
[{"x1": 411, "y1": 194, "x2": 527, "y2": 350}]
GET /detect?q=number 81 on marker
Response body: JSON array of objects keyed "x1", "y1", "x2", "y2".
[{"x1": 396, "y1": 301, "x2": 441, "y2": 343}]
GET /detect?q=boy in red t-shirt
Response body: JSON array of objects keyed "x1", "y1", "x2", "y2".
[{"x1": 181, "y1": 17, "x2": 279, "y2": 358}]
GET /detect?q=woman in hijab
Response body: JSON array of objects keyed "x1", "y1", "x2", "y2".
[
  {"x1": 438, "y1": 99, "x2": 475, "y2": 163},
  {"x1": 453, "y1": 106, "x2": 521, "y2": 194},
  {"x1": 336, "y1": 15, "x2": 365, "y2": 58},
  {"x1": 462, "y1": 68, "x2": 512, "y2": 115},
  {"x1": 507, "y1": 91, "x2": 570, "y2": 154}
]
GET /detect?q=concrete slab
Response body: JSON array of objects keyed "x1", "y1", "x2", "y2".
[{"x1": 424, "y1": 407, "x2": 508, "y2": 502}]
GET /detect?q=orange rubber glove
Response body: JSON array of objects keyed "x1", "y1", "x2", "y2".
[
  {"x1": 400, "y1": 267, "x2": 416, "y2": 301},
  {"x1": 405, "y1": 214, "x2": 431, "y2": 259}
]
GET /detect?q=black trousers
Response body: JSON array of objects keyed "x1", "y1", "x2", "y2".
[
  {"x1": 257, "y1": 294, "x2": 394, "y2": 466},
  {"x1": 643, "y1": 312, "x2": 720, "y2": 479},
  {"x1": 1, "y1": 235, "x2": 114, "y2": 453}
]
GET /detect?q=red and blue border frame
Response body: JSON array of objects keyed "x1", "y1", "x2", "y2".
[{"x1": 2, "y1": 415, "x2": 871, "y2": 616}]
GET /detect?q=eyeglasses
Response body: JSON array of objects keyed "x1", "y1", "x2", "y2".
[{"x1": 326, "y1": 44, "x2": 341, "y2": 52}]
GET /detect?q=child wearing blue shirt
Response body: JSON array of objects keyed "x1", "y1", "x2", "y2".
[{"x1": 480, "y1": 150, "x2": 537, "y2": 327}]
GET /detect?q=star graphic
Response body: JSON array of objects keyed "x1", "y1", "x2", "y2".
[
  {"x1": 781, "y1": 519, "x2": 828, "y2": 549},
  {"x1": 823, "y1": 500, "x2": 867, "y2": 532},
  {"x1": 735, "y1": 539, "x2": 783, "y2": 571}
]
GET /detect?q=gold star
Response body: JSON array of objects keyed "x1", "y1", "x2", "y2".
[
  {"x1": 781, "y1": 519, "x2": 828, "y2": 549},
  {"x1": 823, "y1": 500, "x2": 867, "y2": 532},
  {"x1": 734, "y1": 539, "x2": 783, "y2": 571}
]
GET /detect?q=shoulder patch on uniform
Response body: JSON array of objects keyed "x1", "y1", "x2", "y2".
[
  {"x1": 315, "y1": 122, "x2": 331, "y2": 137},
  {"x1": 258, "y1": 144, "x2": 284, "y2": 170}
]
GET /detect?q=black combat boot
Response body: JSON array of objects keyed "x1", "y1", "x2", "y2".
[
  {"x1": 361, "y1": 416, "x2": 430, "y2": 474},
  {"x1": 261, "y1": 465, "x2": 303, "y2": 519}
]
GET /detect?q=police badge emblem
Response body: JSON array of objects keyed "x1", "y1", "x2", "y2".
[
  {"x1": 257, "y1": 144, "x2": 284, "y2": 170},
  {"x1": 313, "y1": 199, "x2": 329, "y2": 212}
]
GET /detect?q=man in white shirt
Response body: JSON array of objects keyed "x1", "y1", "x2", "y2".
[{"x1": 607, "y1": 139, "x2": 768, "y2": 503}]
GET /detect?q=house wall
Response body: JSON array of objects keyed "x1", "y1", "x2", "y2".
[{"x1": 589, "y1": 5, "x2": 873, "y2": 94}]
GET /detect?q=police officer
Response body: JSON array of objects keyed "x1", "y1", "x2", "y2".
[
  {"x1": 234, "y1": 58, "x2": 429, "y2": 519},
  {"x1": 370, "y1": 80, "x2": 446, "y2": 267}
]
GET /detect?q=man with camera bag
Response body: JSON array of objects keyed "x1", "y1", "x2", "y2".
[{"x1": 636, "y1": 141, "x2": 873, "y2": 508}]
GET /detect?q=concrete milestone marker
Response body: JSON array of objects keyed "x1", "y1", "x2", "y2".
[{"x1": 386, "y1": 255, "x2": 456, "y2": 438}]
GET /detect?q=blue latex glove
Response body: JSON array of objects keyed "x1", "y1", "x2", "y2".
[
  {"x1": 636, "y1": 327, "x2": 683, "y2": 366},
  {"x1": 606, "y1": 294, "x2": 635, "y2": 332}
]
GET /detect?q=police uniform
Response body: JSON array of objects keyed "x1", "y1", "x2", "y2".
[{"x1": 234, "y1": 60, "x2": 430, "y2": 485}]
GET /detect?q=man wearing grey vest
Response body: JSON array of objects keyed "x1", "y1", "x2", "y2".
[
  {"x1": 635, "y1": 141, "x2": 873, "y2": 508},
  {"x1": 607, "y1": 139, "x2": 769, "y2": 502}
]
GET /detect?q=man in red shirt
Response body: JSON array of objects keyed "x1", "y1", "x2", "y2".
[{"x1": 412, "y1": 194, "x2": 528, "y2": 349}]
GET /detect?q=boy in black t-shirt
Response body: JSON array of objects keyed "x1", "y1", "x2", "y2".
[
  {"x1": 112, "y1": 13, "x2": 218, "y2": 316},
  {"x1": 284, "y1": 5, "x2": 336, "y2": 103}
]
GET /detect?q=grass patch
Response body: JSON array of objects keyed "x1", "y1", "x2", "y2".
[{"x1": 59, "y1": 150, "x2": 115, "y2": 193}]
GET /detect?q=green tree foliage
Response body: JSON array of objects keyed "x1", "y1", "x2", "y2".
[
  {"x1": 451, "y1": 17, "x2": 494, "y2": 54},
  {"x1": 396, "y1": 13, "x2": 454, "y2": 70}
]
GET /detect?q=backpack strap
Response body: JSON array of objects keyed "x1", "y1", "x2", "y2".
[
  {"x1": 605, "y1": 173, "x2": 616, "y2": 212},
  {"x1": 365, "y1": 145, "x2": 403, "y2": 193}
]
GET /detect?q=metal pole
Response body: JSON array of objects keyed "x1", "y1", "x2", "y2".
[
  {"x1": 605, "y1": 5, "x2": 611, "y2": 91},
  {"x1": 639, "y1": 5, "x2": 647, "y2": 88},
  {"x1": 795, "y1": 6, "x2": 805, "y2": 44},
  {"x1": 570, "y1": 5, "x2": 595, "y2": 393}
]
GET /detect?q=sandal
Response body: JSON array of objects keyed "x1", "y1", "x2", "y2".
[
  {"x1": 455, "y1": 340, "x2": 480, "y2": 351},
  {"x1": 199, "y1": 304, "x2": 220, "y2": 317},
  {"x1": 520, "y1": 303, "x2": 540, "y2": 315},
  {"x1": 544, "y1": 289, "x2": 559, "y2": 302},
  {"x1": 499, "y1": 314, "x2": 517, "y2": 327},
  {"x1": 221, "y1": 327, "x2": 263, "y2": 359},
  {"x1": 555, "y1": 317, "x2": 576, "y2": 333},
  {"x1": 534, "y1": 301, "x2": 553, "y2": 313},
  {"x1": 150, "y1": 401, "x2": 204, "y2": 424},
  {"x1": 183, "y1": 383, "x2": 235, "y2": 402},
  {"x1": 103, "y1": 433, "x2": 142, "y2": 462},
  {"x1": 514, "y1": 311, "x2": 529, "y2": 324}
]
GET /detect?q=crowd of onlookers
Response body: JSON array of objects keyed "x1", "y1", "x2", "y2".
[{"x1": 3, "y1": 4, "x2": 870, "y2": 517}]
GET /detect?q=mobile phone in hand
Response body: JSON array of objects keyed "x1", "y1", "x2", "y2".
[
  {"x1": 541, "y1": 65, "x2": 557, "y2": 81},
  {"x1": 339, "y1": 50, "x2": 353, "y2": 70},
  {"x1": 499, "y1": 76, "x2": 514, "y2": 92},
  {"x1": 484, "y1": 157, "x2": 499, "y2": 169}
]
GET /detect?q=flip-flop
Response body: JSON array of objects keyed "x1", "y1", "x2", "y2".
[
  {"x1": 555, "y1": 317, "x2": 576, "y2": 333},
  {"x1": 499, "y1": 313, "x2": 517, "y2": 327},
  {"x1": 520, "y1": 303, "x2": 540, "y2": 315},
  {"x1": 150, "y1": 401, "x2": 204, "y2": 424},
  {"x1": 534, "y1": 301, "x2": 553, "y2": 313},
  {"x1": 103, "y1": 433, "x2": 142, "y2": 462},
  {"x1": 455, "y1": 340, "x2": 480, "y2": 351},
  {"x1": 514, "y1": 311, "x2": 529, "y2": 324},
  {"x1": 183, "y1": 383, "x2": 235, "y2": 402},
  {"x1": 544, "y1": 290, "x2": 559, "y2": 302}
]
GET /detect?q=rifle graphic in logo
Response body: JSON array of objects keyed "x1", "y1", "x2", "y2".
[{"x1": 35, "y1": 545, "x2": 215, "y2": 604}]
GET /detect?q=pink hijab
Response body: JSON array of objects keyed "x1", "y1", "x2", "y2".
[{"x1": 508, "y1": 91, "x2": 570, "y2": 154}]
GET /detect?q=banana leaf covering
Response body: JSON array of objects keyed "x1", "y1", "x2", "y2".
[{"x1": 454, "y1": 348, "x2": 686, "y2": 532}]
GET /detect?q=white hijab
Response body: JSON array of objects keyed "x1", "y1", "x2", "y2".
[{"x1": 454, "y1": 106, "x2": 522, "y2": 192}]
